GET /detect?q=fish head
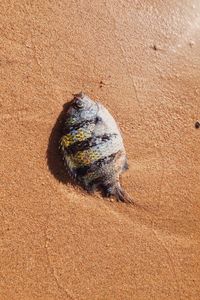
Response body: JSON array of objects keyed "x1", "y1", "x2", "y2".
[{"x1": 65, "y1": 92, "x2": 98, "y2": 125}]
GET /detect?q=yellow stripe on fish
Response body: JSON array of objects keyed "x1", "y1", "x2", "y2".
[
  {"x1": 60, "y1": 129, "x2": 91, "y2": 149},
  {"x1": 72, "y1": 148, "x2": 102, "y2": 167}
]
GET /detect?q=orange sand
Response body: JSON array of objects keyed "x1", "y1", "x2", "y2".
[{"x1": 1, "y1": 1, "x2": 200, "y2": 299}]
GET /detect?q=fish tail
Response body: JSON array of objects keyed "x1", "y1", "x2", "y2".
[
  {"x1": 114, "y1": 185, "x2": 134, "y2": 204},
  {"x1": 104, "y1": 183, "x2": 134, "y2": 204}
]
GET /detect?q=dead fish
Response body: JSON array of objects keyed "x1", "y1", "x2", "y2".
[{"x1": 59, "y1": 92, "x2": 133, "y2": 203}]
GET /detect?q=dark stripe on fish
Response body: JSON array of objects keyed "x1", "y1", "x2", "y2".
[
  {"x1": 65, "y1": 133, "x2": 117, "y2": 155},
  {"x1": 64, "y1": 136, "x2": 93, "y2": 155},
  {"x1": 63, "y1": 118, "x2": 96, "y2": 134},
  {"x1": 75, "y1": 151, "x2": 118, "y2": 177}
]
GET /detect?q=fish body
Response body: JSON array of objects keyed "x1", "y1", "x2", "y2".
[{"x1": 59, "y1": 92, "x2": 132, "y2": 203}]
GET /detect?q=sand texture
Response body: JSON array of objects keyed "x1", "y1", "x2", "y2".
[{"x1": 1, "y1": 0, "x2": 200, "y2": 299}]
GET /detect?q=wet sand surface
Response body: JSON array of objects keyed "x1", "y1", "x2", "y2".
[{"x1": 1, "y1": 1, "x2": 200, "y2": 299}]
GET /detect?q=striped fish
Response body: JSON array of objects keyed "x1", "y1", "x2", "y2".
[{"x1": 59, "y1": 92, "x2": 132, "y2": 203}]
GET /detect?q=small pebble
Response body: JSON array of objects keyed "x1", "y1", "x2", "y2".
[
  {"x1": 189, "y1": 41, "x2": 195, "y2": 48},
  {"x1": 152, "y1": 45, "x2": 158, "y2": 51}
]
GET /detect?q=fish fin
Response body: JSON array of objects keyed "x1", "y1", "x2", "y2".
[
  {"x1": 122, "y1": 159, "x2": 129, "y2": 172},
  {"x1": 113, "y1": 186, "x2": 133, "y2": 204},
  {"x1": 103, "y1": 183, "x2": 134, "y2": 204}
]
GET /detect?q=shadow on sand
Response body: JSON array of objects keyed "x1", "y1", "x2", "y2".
[{"x1": 46, "y1": 102, "x2": 74, "y2": 186}]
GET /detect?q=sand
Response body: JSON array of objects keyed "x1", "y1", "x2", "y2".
[{"x1": 1, "y1": 0, "x2": 200, "y2": 299}]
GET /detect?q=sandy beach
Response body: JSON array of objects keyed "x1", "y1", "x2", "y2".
[{"x1": 1, "y1": 0, "x2": 200, "y2": 299}]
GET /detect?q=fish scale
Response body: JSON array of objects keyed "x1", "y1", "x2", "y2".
[{"x1": 59, "y1": 92, "x2": 133, "y2": 203}]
